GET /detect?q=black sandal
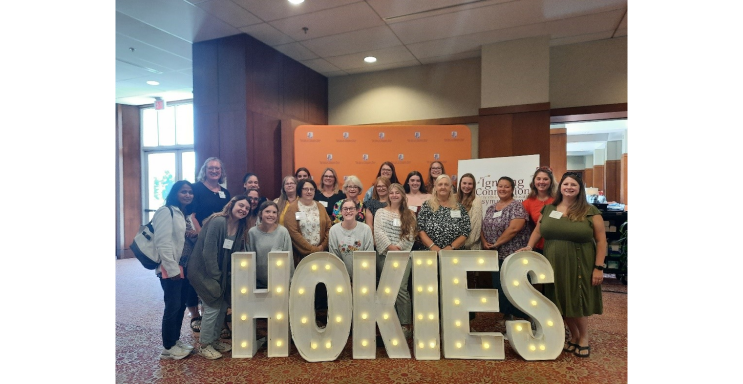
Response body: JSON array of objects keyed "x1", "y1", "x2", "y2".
[
  {"x1": 563, "y1": 341, "x2": 578, "y2": 352},
  {"x1": 574, "y1": 345, "x2": 591, "y2": 358},
  {"x1": 190, "y1": 316, "x2": 202, "y2": 333}
]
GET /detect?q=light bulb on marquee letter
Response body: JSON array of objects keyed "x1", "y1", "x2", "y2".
[{"x1": 412, "y1": 251, "x2": 440, "y2": 360}]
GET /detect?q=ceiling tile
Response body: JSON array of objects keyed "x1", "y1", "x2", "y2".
[
  {"x1": 545, "y1": 8, "x2": 626, "y2": 39},
  {"x1": 300, "y1": 58, "x2": 342, "y2": 74},
  {"x1": 268, "y1": 2, "x2": 385, "y2": 41},
  {"x1": 418, "y1": 50, "x2": 481, "y2": 65},
  {"x1": 116, "y1": 12, "x2": 192, "y2": 60},
  {"x1": 239, "y1": 23, "x2": 295, "y2": 46},
  {"x1": 116, "y1": 34, "x2": 193, "y2": 72},
  {"x1": 300, "y1": 26, "x2": 402, "y2": 58},
  {"x1": 232, "y1": 0, "x2": 360, "y2": 22},
  {"x1": 196, "y1": 0, "x2": 263, "y2": 28},
  {"x1": 367, "y1": 0, "x2": 510, "y2": 21},
  {"x1": 344, "y1": 59, "x2": 421, "y2": 75},
  {"x1": 325, "y1": 45, "x2": 416, "y2": 71},
  {"x1": 273, "y1": 42, "x2": 319, "y2": 61}
]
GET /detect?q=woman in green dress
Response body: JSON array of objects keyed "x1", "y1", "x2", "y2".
[{"x1": 520, "y1": 172, "x2": 607, "y2": 358}]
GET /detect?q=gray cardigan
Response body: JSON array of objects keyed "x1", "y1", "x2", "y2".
[{"x1": 187, "y1": 216, "x2": 247, "y2": 307}]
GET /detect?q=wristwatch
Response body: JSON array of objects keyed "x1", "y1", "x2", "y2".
[{"x1": 594, "y1": 264, "x2": 606, "y2": 271}]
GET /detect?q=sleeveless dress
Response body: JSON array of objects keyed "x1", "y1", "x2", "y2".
[{"x1": 539, "y1": 205, "x2": 603, "y2": 318}]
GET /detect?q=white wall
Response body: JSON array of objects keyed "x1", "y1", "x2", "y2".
[
  {"x1": 328, "y1": 58, "x2": 481, "y2": 125},
  {"x1": 481, "y1": 36, "x2": 550, "y2": 108},
  {"x1": 567, "y1": 156, "x2": 586, "y2": 170},
  {"x1": 550, "y1": 37, "x2": 627, "y2": 109}
]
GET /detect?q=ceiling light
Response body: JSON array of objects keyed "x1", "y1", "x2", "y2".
[
  {"x1": 288, "y1": 0, "x2": 304, "y2": 4},
  {"x1": 364, "y1": 56, "x2": 377, "y2": 63},
  {"x1": 146, "y1": 81, "x2": 159, "y2": 86}
]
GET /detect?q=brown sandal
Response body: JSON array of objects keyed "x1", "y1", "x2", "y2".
[
  {"x1": 574, "y1": 345, "x2": 590, "y2": 357},
  {"x1": 563, "y1": 341, "x2": 578, "y2": 352}
]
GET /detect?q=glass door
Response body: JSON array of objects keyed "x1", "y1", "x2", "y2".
[{"x1": 144, "y1": 150, "x2": 195, "y2": 221}]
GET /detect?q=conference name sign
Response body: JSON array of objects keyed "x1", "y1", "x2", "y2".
[{"x1": 231, "y1": 250, "x2": 564, "y2": 362}]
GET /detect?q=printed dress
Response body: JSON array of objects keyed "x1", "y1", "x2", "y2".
[{"x1": 539, "y1": 205, "x2": 603, "y2": 318}]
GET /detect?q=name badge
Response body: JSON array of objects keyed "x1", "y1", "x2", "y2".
[
  {"x1": 223, "y1": 239, "x2": 234, "y2": 249},
  {"x1": 393, "y1": 218, "x2": 401, "y2": 227},
  {"x1": 549, "y1": 210, "x2": 563, "y2": 219},
  {"x1": 492, "y1": 211, "x2": 502, "y2": 218},
  {"x1": 218, "y1": 191, "x2": 226, "y2": 199},
  {"x1": 320, "y1": 201, "x2": 328, "y2": 208},
  {"x1": 295, "y1": 212, "x2": 306, "y2": 221},
  {"x1": 450, "y1": 210, "x2": 462, "y2": 218}
]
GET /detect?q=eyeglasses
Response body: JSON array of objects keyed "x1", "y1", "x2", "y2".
[
  {"x1": 248, "y1": 197, "x2": 260, "y2": 202},
  {"x1": 536, "y1": 166, "x2": 553, "y2": 173},
  {"x1": 284, "y1": 182, "x2": 296, "y2": 186},
  {"x1": 381, "y1": 168, "x2": 392, "y2": 172},
  {"x1": 323, "y1": 175, "x2": 335, "y2": 178},
  {"x1": 341, "y1": 207, "x2": 357, "y2": 212},
  {"x1": 346, "y1": 185, "x2": 359, "y2": 190},
  {"x1": 376, "y1": 185, "x2": 387, "y2": 189},
  {"x1": 431, "y1": 166, "x2": 442, "y2": 170},
  {"x1": 302, "y1": 187, "x2": 315, "y2": 192},
  {"x1": 207, "y1": 166, "x2": 221, "y2": 171}
]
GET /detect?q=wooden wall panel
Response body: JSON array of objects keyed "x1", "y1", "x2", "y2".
[
  {"x1": 549, "y1": 128, "x2": 567, "y2": 179},
  {"x1": 117, "y1": 104, "x2": 142, "y2": 259},
  {"x1": 193, "y1": 109, "x2": 220, "y2": 175},
  {"x1": 621, "y1": 153, "x2": 628, "y2": 205},
  {"x1": 252, "y1": 112, "x2": 283, "y2": 200},
  {"x1": 479, "y1": 103, "x2": 550, "y2": 164},
  {"x1": 218, "y1": 35, "x2": 247, "y2": 109},
  {"x1": 219, "y1": 109, "x2": 249, "y2": 197},
  {"x1": 281, "y1": 57, "x2": 308, "y2": 120},
  {"x1": 604, "y1": 160, "x2": 620, "y2": 202},
  {"x1": 192, "y1": 40, "x2": 218, "y2": 108},
  {"x1": 247, "y1": 38, "x2": 282, "y2": 116},
  {"x1": 306, "y1": 71, "x2": 328, "y2": 125},
  {"x1": 592, "y1": 165, "x2": 605, "y2": 191},
  {"x1": 584, "y1": 168, "x2": 593, "y2": 188}
]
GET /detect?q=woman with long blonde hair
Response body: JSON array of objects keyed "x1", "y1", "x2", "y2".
[{"x1": 417, "y1": 175, "x2": 471, "y2": 252}]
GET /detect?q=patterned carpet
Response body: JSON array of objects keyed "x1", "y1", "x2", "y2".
[{"x1": 116, "y1": 258, "x2": 627, "y2": 383}]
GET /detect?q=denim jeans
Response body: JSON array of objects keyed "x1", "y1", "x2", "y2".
[
  {"x1": 492, "y1": 258, "x2": 529, "y2": 319},
  {"x1": 159, "y1": 277, "x2": 188, "y2": 349}
]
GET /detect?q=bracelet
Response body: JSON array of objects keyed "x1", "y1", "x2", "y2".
[{"x1": 427, "y1": 243, "x2": 434, "y2": 250}]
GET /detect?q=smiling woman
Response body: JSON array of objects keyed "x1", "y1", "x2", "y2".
[{"x1": 248, "y1": 201, "x2": 294, "y2": 290}]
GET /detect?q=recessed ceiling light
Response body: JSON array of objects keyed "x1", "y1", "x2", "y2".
[
  {"x1": 288, "y1": 0, "x2": 304, "y2": 4},
  {"x1": 364, "y1": 56, "x2": 377, "y2": 63},
  {"x1": 146, "y1": 81, "x2": 160, "y2": 86}
]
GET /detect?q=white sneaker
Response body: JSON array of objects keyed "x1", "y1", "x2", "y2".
[
  {"x1": 176, "y1": 340, "x2": 194, "y2": 350},
  {"x1": 160, "y1": 345, "x2": 190, "y2": 360},
  {"x1": 211, "y1": 340, "x2": 232, "y2": 352},
  {"x1": 198, "y1": 345, "x2": 222, "y2": 360}
]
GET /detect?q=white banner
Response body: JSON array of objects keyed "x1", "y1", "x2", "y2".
[{"x1": 458, "y1": 155, "x2": 540, "y2": 217}]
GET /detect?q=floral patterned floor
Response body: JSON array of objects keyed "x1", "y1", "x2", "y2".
[{"x1": 116, "y1": 258, "x2": 627, "y2": 383}]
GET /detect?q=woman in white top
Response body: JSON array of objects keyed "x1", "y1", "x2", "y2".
[
  {"x1": 456, "y1": 173, "x2": 483, "y2": 313},
  {"x1": 328, "y1": 199, "x2": 374, "y2": 282},
  {"x1": 373, "y1": 183, "x2": 417, "y2": 338},
  {"x1": 248, "y1": 201, "x2": 294, "y2": 289}
]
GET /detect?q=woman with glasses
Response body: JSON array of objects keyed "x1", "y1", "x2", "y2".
[
  {"x1": 315, "y1": 167, "x2": 345, "y2": 217},
  {"x1": 363, "y1": 162, "x2": 400, "y2": 204},
  {"x1": 519, "y1": 172, "x2": 607, "y2": 358},
  {"x1": 245, "y1": 188, "x2": 261, "y2": 229},
  {"x1": 522, "y1": 167, "x2": 557, "y2": 254},
  {"x1": 373, "y1": 183, "x2": 417, "y2": 338},
  {"x1": 274, "y1": 176, "x2": 298, "y2": 226},
  {"x1": 481, "y1": 176, "x2": 532, "y2": 321},
  {"x1": 425, "y1": 161, "x2": 456, "y2": 194},
  {"x1": 328, "y1": 199, "x2": 374, "y2": 282},
  {"x1": 364, "y1": 177, "x2": 391, "y2": 240},
  {"x1": 284, "y1": 179, "x2": 332, "y2": 325},
  {"x1": 331, "y1": 175, "x2": 365, "y2": 224},
  {"x1": 189, "y1": 157, "x2": 230, "y2": 333}
]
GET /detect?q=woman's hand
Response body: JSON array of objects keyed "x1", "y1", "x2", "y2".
[
  {"x1": 591, "y1": 269, "x2": 604, "y2": 286},
  {"x1": 388, "y1": 245, "x2": 401, "y2": 251},
  {"x1": 516, "y1": 246, "x2": 532, "y2": 252},
  {"x1": 186, "y1": 230, "x2": 199, "y2": 238}
]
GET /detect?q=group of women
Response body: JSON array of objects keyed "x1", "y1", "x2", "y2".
[{"x1": 150, "y1": 158, "x2": 606, "y2": 360}]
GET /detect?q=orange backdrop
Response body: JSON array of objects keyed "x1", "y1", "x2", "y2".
[{"x1": 294, "y1": 125, "x2": 472, "y2": 190}]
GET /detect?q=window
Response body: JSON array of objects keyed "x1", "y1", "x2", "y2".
[{"x1": 141, "y1": 102, "x2": 195, "y2": 221}]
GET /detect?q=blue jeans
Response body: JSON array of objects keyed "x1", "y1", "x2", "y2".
[
  {"x1": 491, "y1": 259, "x2": 529, "y2": 319},
  {"x1": 159, "y1": 277, "x2": 188, "y2": 349}
]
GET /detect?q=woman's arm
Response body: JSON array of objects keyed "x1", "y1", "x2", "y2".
[
  {"x1": 365, "y1": 207, "x2": 375, "y2": 238},
  {"x1": 318, "y1": 203, "x2": 332, "y2": 252},
  {"x1": 591, "y1": 214, "x2": 608, "y2": 286},
  {"x1": 493, "y1": 218, "x2": 526, "y2": 248},
  {"x1": 519, "y1": 215, "x2": 543, "y2": 251},
  {"x1": 153, "y1": 206, "x2": 180, "y2": 278},
  {"x1": 373, "y1": 211, "x2": 394, "y2": 252},
  {"x1": 190, "y1": 213, "x2": 202, "y2": 233},
  {"x1": 443, "y1": 235, "x2": 467, "y2": 250}
]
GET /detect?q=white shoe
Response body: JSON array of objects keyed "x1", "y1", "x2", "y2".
[
  {"x1": 160, "y1": 345, "x2": 190, "y2": 360},
  {"x1": 176, "y1": 340, "x2": 194, "y2": 350},
  {"x1": 211, "y1": 340, "x2": 232, "y2": 353},
  {"x1": 198, "y1": 345, "x2": 222, "y2": 360}
]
